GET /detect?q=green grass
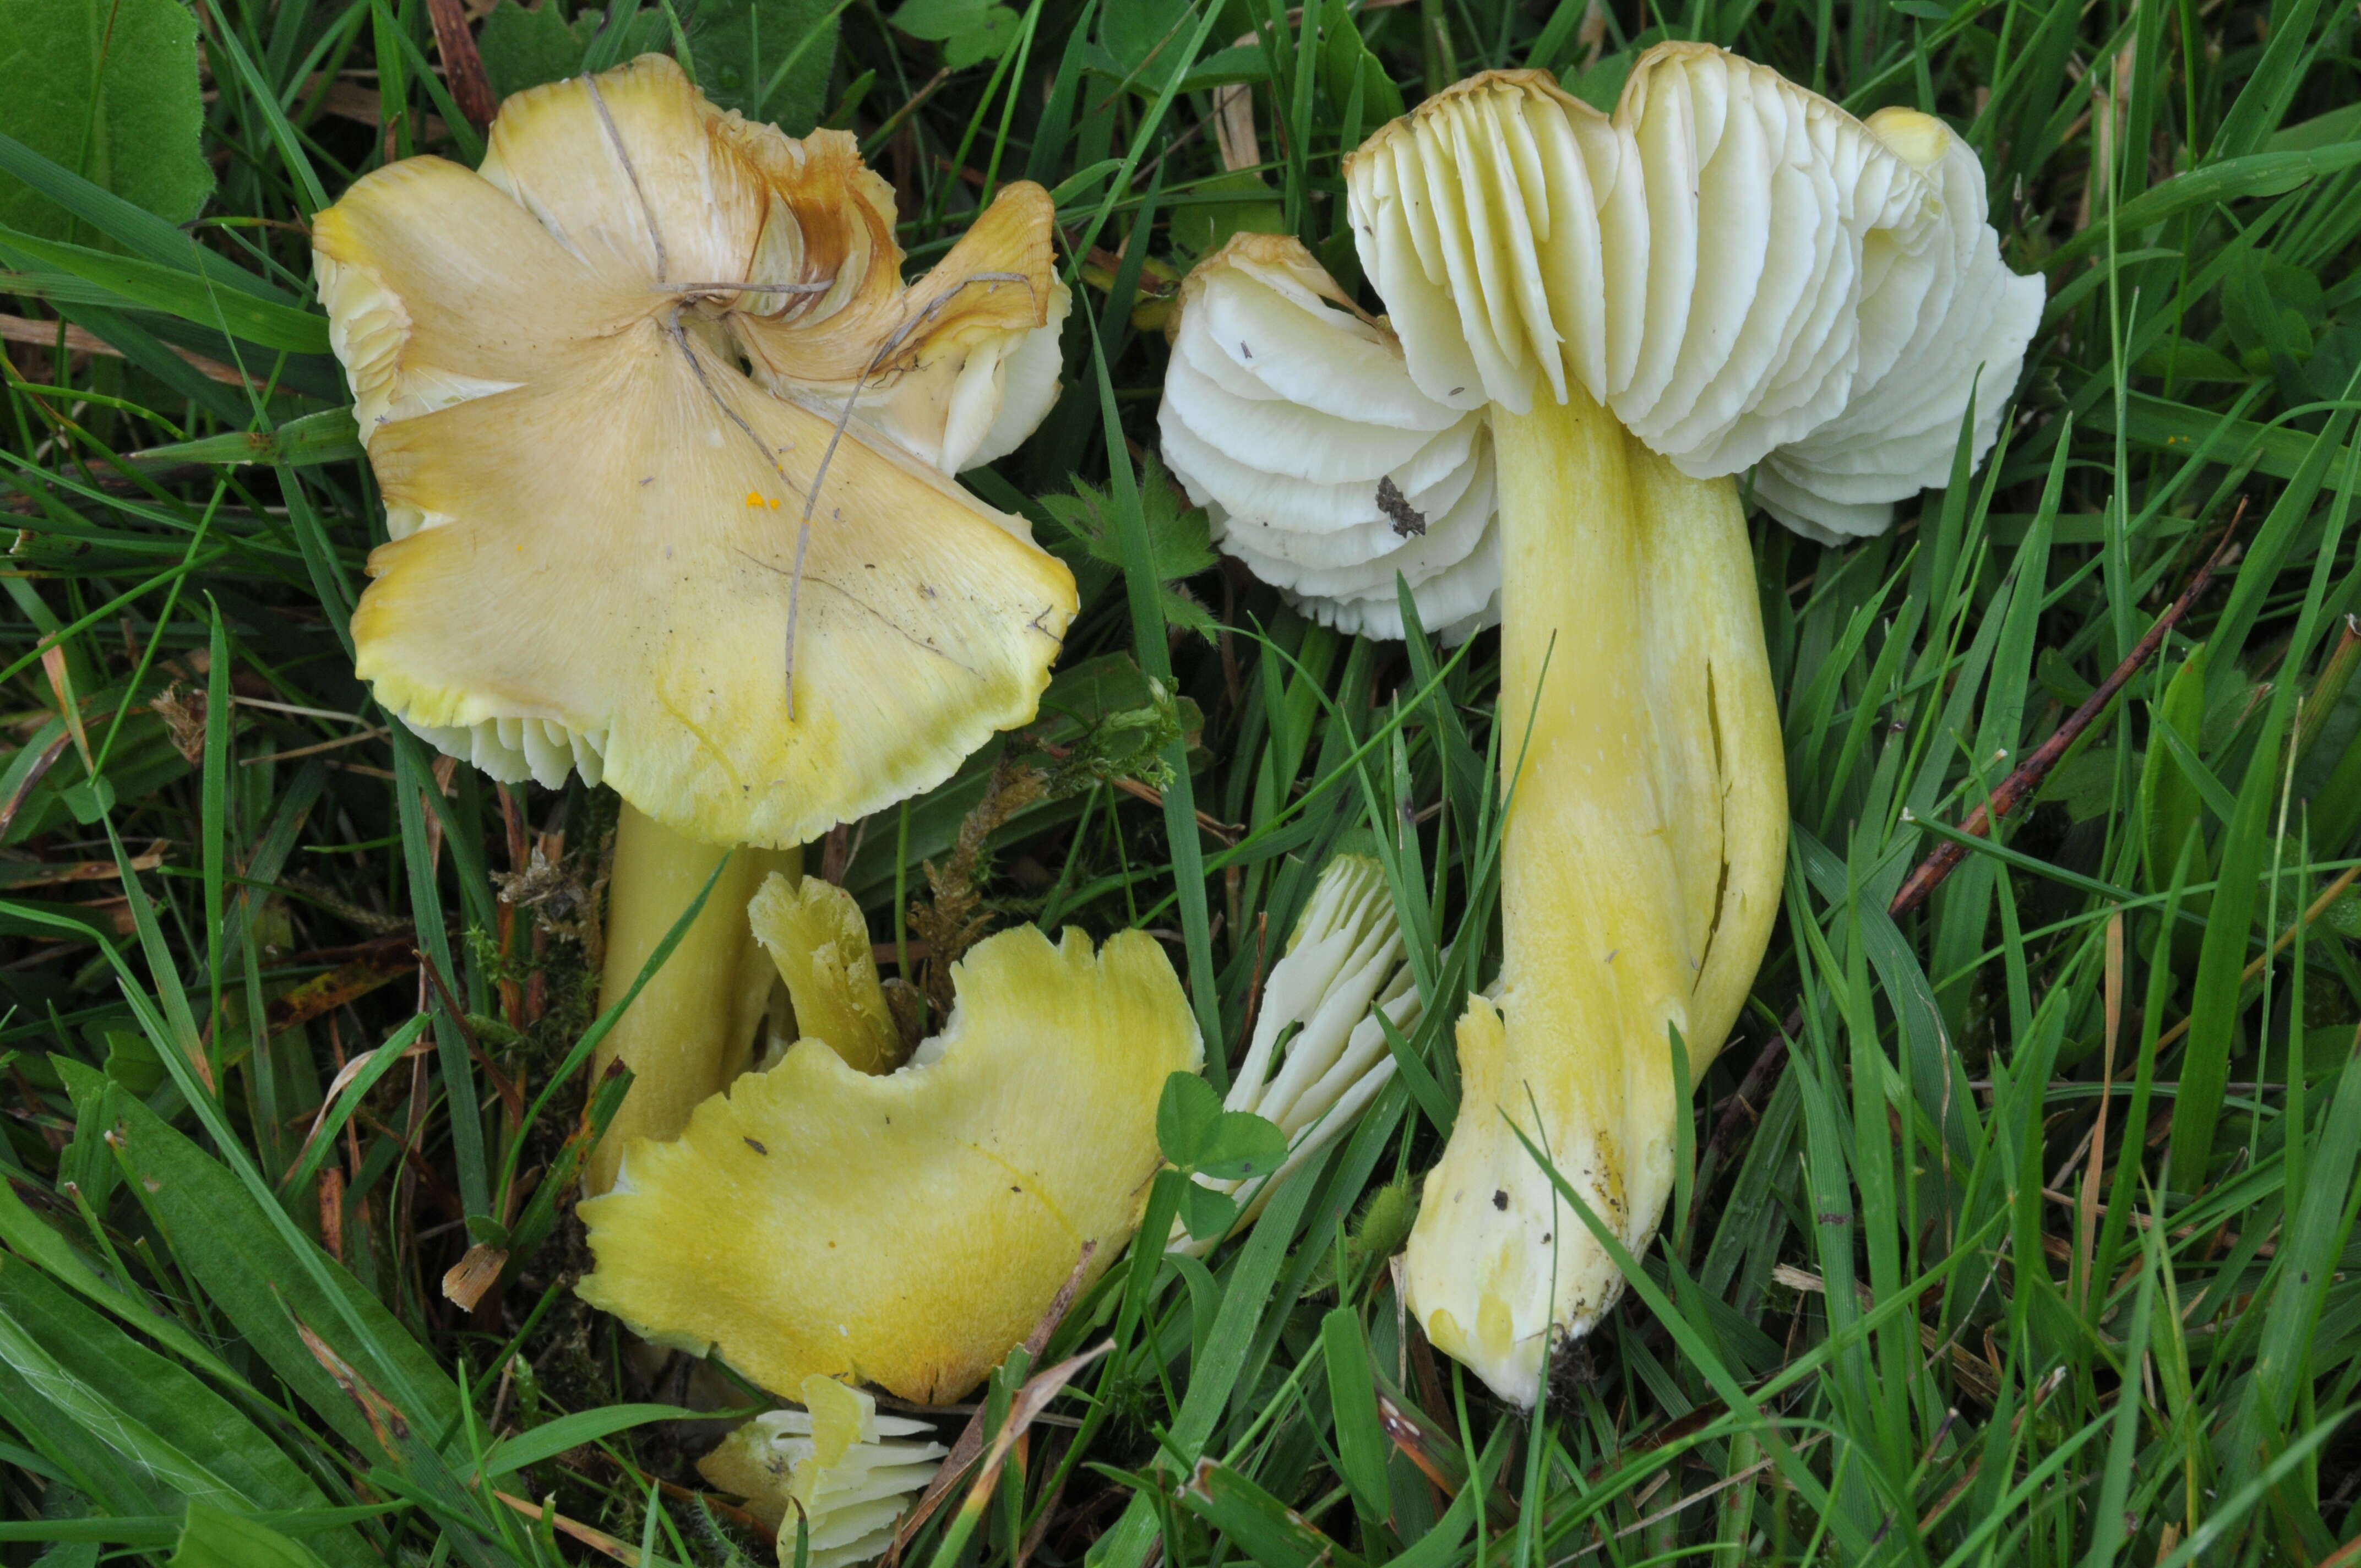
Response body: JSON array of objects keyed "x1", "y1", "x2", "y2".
[{"x1": 3, "y1": 0, "x2": 2361, "y2": 1562}]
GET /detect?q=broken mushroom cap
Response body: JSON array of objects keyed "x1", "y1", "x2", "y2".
[
  {"x1": 747, "y1": 869, "x2": 905, "y2": 1075},
  {"x1": 313, "y1": 56, "x2": 1078, "y2": 846},
  {"x1": 577, "y1": 884, "x2": 1200, "y2": 1404},
  {"x1": 698, "y1": 1375, "x2": 949, "y2": 1568},
  {"x1": 1158, "y1": 234, "x2": 1499, "y2": 643}
]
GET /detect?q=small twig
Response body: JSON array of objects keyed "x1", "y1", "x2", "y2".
[
  {"x1": 238, "y1": 727, "x2": 389, "y2": 765},
  {"x1": 884, "y1": 1243, "x2": 1097, "y2": 1568},
  {"x1": 1887, "y1": 507, "x2": 2244, "y2": 911},
  {"x1": 667, "y1": 279, "x2": 836, "y2": 296},
  {"x1": 1032, "y1": 739, "x2": 1242, "y2": 842},
  {"x1": 864, "y1": 68, "x2": 954, "y2": 154},
  {"x1": 415, "y1": 950, "x2": 526, "y2": 1124},
  {"x1": 231, "y1": 695, "x2": 371, "y2": 722},
  {"x1": 784, "y1": 271, "x2": 1038, "y2": 717},
  {"x1": 492, "y1": 1491, "x2": 644, "y2": 1565},
  {"x1": 582, "y1": 72, "x2": 666, "y2": 282},
  {"x1": 423, "y1": 0, "x2": 498, "y2": 131},
  {"x1": 0, "y1": 313, "x2": 253, "y2": 386}
]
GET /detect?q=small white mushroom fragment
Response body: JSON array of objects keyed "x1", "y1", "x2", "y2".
[
  {"x1": 699, "y1": 1375, "x2": 950, "y2": 1568},
  {"x1": 1170, "y1": 854, "x2": 1427, "y2": 1255}
]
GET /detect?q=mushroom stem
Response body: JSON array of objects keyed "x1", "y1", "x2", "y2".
[
  {"x1": 1402, "y1": 384, "x2": 1786, "y2": 1406},
  {"x1": 586, "y1": 803, "x2": 799, "y2": 1194}
]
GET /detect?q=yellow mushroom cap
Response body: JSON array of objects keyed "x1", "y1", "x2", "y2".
[
  {"x1": 577, "y1": 916, "x2": 1200, "y2": 1403},
  {"x1": 312, "y1": 56, "x2": 1078, "y2": 846}
]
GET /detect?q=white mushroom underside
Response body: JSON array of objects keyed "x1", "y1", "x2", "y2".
[
  {"x1": 402, "y1": 715, "x2": 610, "y2": 791},
  {"x1": 1167, "y1": 50, "x2": 2044, "y2": 614},
  {"x1": 738, "y1": 1404, "x2": 949, "y2": 1568},
  {"x1": 1157, "y1": 247, "x2": 1502, "y2": 641},
  {"x1": 1344, "y1": 54, "x2": 2046, "y2": 537},
  {"x1": 1162, "y1": 56, "x2": 2042, "y2": 631},
  {"x1": 1173, "y1": 855, "x2": 1433, "y2": 1253}
]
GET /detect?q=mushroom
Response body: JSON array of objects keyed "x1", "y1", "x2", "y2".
[
  {"x1": 1172, "y1": 853, "x2": 1427, "y2": 1253},
  {"x1": 576, "y1": 875, "x2": 1199, "y2": 1403},
  {"x1": 310, "y1": 56, "x2": 1079, "y2": 1185},
  {"x1": 698, "y1": 1374, "x2": 949, "y2": 1568},
  {"x1": 1160, "y1": 46, "x2": 2042, "y2": 1404}
]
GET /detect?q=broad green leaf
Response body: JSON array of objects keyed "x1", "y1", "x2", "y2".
[
  {"x1": 1179, "y1": 1460, "x2": 1367, "y2": 1568},
  {"x1": 476, "y1": 0, "x2": 597, "y2": 98},
  {"x1": 893, "y1": 0, "x2": 1014, "y2": 67},
  {"x1": 892, "y1": 0, "x2": 992, "y2": 37},
  {"x1": 1565, "y1": 50, "x2": 1637, "y2": 113},
  {"x1": 1040, "y1": 455, "x2": 1219, "y2": 644},
  {"x1": 1156, "y1": 1069, "x2": 1223, "y2": 1167},
  {"x1": 690, "y1": 0, "x2": 844, "y2": 128},
  {"x1": 940, "y1": 8, "x2": 1019, "y2": 69},
  {"x1": 1101, "y1": 0, "x2": 1191, "y2": 74},
  {"x1": 578, "y1": 1, "x2": 668, "y2": 71},
  {"x1": 1316, "y1": 0, "x2": 1401, "y2": 127},
  {"x1": 0, "y1": 1352, "x2": 175, "y2": 1515},
  {"x1": 1194, "y1": 1109, "x2": 1288, "y2": 1182},
  {"x1": 0, "y1": 1260, "x2": 373, "y2": 1568},
  {"x1": 0, "y1": 129, "x2": 291, "y2": 307},
  {"x1": 0, "y1": 0, "x2": 211, "y2": 245},
  {"x1": 0, "y1": 1182, "x2": 243, "y2": 1388},
  {"x1": 1168, "y1": 169, "x2": 1287, "y2": 259},
  {"x1": 52, "y1": 1060, "x2": 459, "y2": 1459},
  {"x1": 1177, "y1": 1180, "x2": 1239, "y2": 1242}
]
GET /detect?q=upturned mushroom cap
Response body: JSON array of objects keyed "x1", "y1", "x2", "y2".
[
  {"x1": 1162, "y1": 46, "x2": 2044, "y2": 633},
  {"x1": 1157, "y1": 235, "x2": 1499, "y2": 642},
  {"x1": 576, "y1": 902, "x2": 1199, "y2": 1403},
  {"x1": 313, "y1": 56, "x2": 1077, "y2": 845}
]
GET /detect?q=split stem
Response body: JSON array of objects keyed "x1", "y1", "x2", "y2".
[{"x1": 1402, "y1": 386, "x2": 1785, "y2": 1404}]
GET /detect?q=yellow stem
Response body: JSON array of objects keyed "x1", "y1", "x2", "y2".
[
  {"x1": 1403, "y1": 385, "x2": 1786, "y2": 1405},
  {"x1": 585, "y1": 803, "x2": 799, "y2": 1194}
]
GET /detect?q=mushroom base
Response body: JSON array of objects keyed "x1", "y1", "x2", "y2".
[{"x1": 1403, "y1": 388, "x2": 1787, "y2": 1406}]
